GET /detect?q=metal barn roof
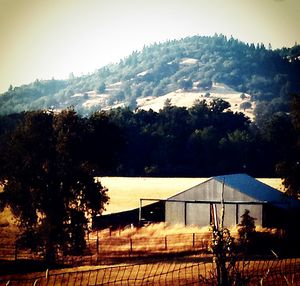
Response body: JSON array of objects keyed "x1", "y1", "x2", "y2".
[{"x1": 214, "y1": 173, "x2": 299, "y2": 208}]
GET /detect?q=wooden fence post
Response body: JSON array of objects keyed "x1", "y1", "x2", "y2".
[
  {"x1": 14, "y1": 243, "x2": 18, "y2": 261},
  {"x1": 96, "y1": 231, "x2": 99, "y2": 256},
  {"x1": 165, "y1": 236, "x2": 168, "y2": 250},
  {"x1": 193, "y1": 233, "x2": 195, "y2": 248},
  {"x1": 130, "y1": 238, "x2": 133, "y2": 253}
]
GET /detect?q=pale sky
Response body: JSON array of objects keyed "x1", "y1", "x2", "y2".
[{"x1": 0, "y1": 0, "x2": 299, "y2": 93}]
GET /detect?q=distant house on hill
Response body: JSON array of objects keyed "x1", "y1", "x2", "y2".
[
  {"x1": 93, "y1": 174, "x2": 299, "y2": 229},
  {"x1": 165, "y1": 174, "x2": 300, "y2": 228}
]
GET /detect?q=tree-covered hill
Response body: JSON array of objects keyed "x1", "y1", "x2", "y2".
[{"x1": 1, "y1": 34, "x2": 300, "y2": 118}]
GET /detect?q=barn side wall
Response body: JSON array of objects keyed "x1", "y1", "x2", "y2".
[
  {"x1": 186, "y1": 203, "x2": 210, "y2": 226},
  {"x1": 165, "y1": 178, "x2": 263, "y2": 227},
  {"x1": 165, "y1": 202, "x2": 263, "y2": 227},
  {"x1": 165, "y1": 201, "x2": 185, "y2": 225}
]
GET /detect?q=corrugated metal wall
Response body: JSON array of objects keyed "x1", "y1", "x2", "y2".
[
  {"x1": 165, "y1": 201, "x2": 185, "y2": 225},
  {"x1": 186, "y1": 203, "x2": 210, "y2": 226},
  {"x1": 165, "y1": 178, "x2": 263, "y2": 227}
]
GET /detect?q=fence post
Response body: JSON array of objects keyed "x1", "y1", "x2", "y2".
[
  {"x1": 14, "y1": 243, "x2": 18, "y2": 261},
  {"x1": 165, "y1": 236, "x2": 168, "y2": 250},
  {"x1": 193, "y1": 233, "x2": 195, "y2": 248},
  {"x1": 130, "y1": 238, "x2": 133, "y2": 253},
  {"x1": 96, "y1": 231, "x2": 99, "y2": 256}
]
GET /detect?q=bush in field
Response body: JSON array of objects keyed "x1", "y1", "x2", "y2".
[
  {"x1": 210, "y1": 226, "x2": 236, "y2": 285},
  {"x1": 240, "y1": 101, "x2": 252, "y2": 111},
  {"x1": 238, "y1": 209, "x2": 256, "y2": 244}
]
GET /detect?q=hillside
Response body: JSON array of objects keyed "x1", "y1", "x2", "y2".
[
  {"x1": 1, "y1": 35, "x2": 299, "y2": 118},
  {"x1": 137, "y1": 82, "x2": 255, "y2": 119}
]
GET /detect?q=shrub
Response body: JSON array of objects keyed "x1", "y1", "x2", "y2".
[{"x1": 238, "y1": 209, "x2": 256, "y2": 242}]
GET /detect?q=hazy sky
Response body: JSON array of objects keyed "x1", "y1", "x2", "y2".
[{"x1": 0, "y1": 0, "x2": 299, "y2": 93}]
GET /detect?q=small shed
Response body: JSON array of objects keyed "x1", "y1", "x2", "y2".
[{"x1": 165, "y1": 174, "x2": 299, "y2": 228}]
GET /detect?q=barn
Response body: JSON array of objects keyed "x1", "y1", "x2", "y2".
[
  {"x1": 165, "y1": 174, "x2": 299, "y2": 228},
  {"x1": 92, "y1": 175, "x2": 298, "y2": 229}
]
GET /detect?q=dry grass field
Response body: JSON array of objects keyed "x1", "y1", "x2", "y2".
[
  {"x1": 0, "y1": 256, "x2": 299, "y2": 285},
  {"x1": 0, "y1": 257, "x2": 213, "y2": 285},
  {"x1": 99, "y1": 177, "x2": 208, "y2": 213},
  {"x1": 0, "y1": 223, "x2": 299, "y2": 285}
]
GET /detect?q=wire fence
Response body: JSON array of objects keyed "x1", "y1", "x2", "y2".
[
  {"x1": 58, "y1": 232, "x2": 210, "y2": 266},
  {"x1": 0, "y1": 257, "x2": 299, "y2": 285},
  {"x1": 1, "y1": 231, "x2": 300, "y2": 285},
  {"x1": 0, "y1": 232, "x2": 210, "y2": 265},
  {"x1": 87, "y1": 232, "x2": 210, "y2": 254}
]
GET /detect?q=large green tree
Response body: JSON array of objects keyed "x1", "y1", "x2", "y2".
[
  {"x1": 0, "y1": 109, "x2": 109, "y2": 263},
  {"x1": 276, "y1": 94, "x2": 300, "y2": 198}
]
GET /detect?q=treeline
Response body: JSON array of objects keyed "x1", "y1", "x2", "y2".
[
  {"x1": 1, "y1": 35, "x2": 299, "y2": 115},
  {"x1": 102, "y1": 99, "x2": 296, "y2": 177},
  {"x1": 1, "y1": 97, "x2": 298, "y2": 179}
]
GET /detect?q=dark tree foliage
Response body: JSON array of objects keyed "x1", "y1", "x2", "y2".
[
  {"x1": 0, "y1": 96, "x2": 299, "y2": 193},
  {"x1": 276, "y1": 94, "x2": 300, "y2": 198},
  {"x1": 96, "y1": 82, "x2": 106, "y2": 93},
  {"x1": 101, "y1": 100, "x2": 257, "y2": 177},
  {"x1": 0, "y1": 109, "x2": 109, "y2": 263},
  {"x1": 87, "y1": 111, "x2": 123, "y2": 174},
  {"x1": 240, "y1": 101, "x2": 252, "y2": 111},
  {"x1": 64, "y1": 98, "x2": 297, "y2": 178},
  {"x1": 179, "y1": 79, "x2": 193, "y2": 90},
  {"x1": 0, "y1": 113, "x2": 24, "y2": 135}
]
